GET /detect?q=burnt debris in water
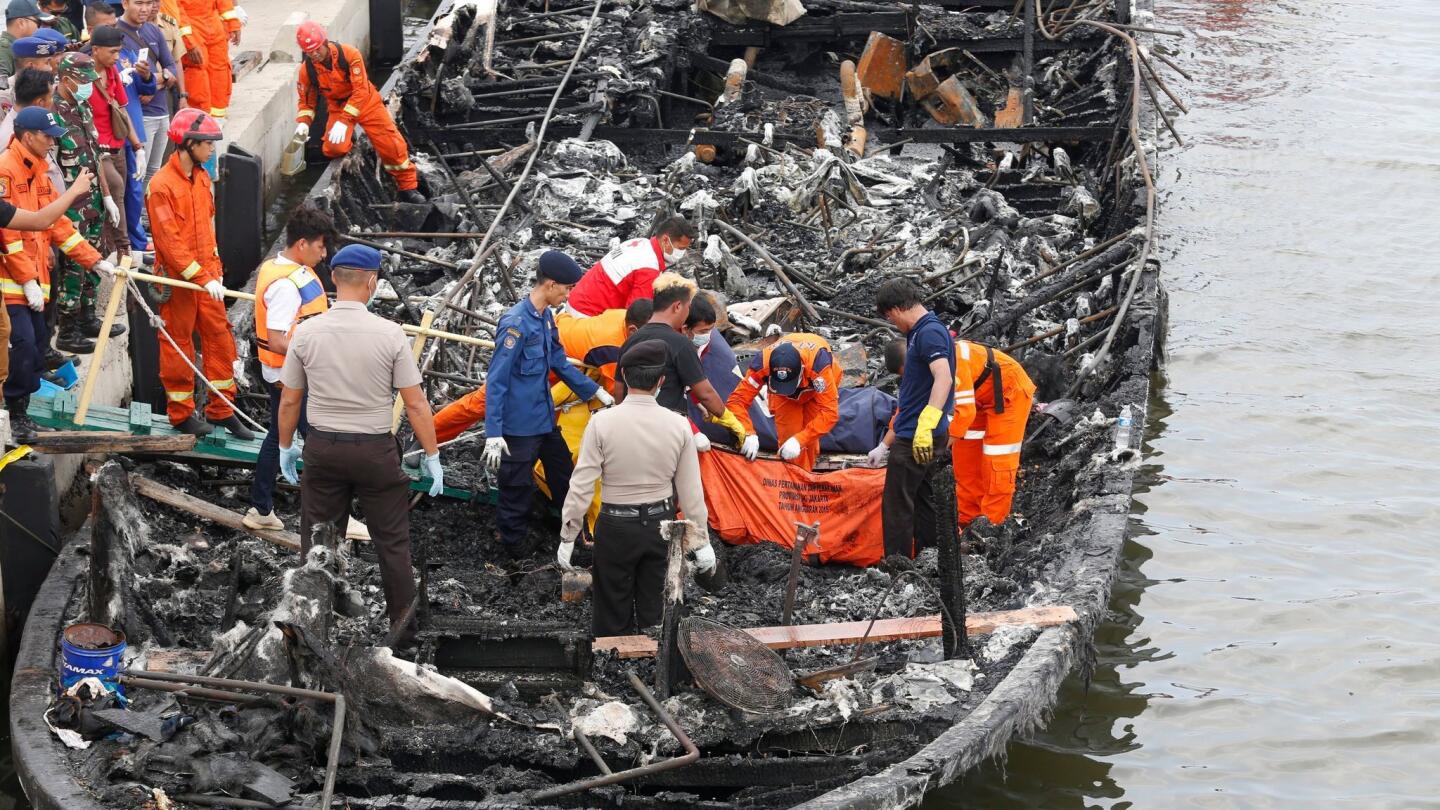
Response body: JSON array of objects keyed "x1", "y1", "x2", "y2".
[{"x1": 33, "y1": 0, "x2": 1177, "y2": 806}]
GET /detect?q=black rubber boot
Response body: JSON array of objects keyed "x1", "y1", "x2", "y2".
[
  {"x1": 398, "y1": 188, "x2": 427, "y2": 205},
  {"x1": 214, "y1": 414, "x2": 255, "y2": 441},
  {"x1": 55, "y1": 318, "x2": 97, "y2": 354},
  {"x1": 79, "y1": 298, "x2": 126, "y2": 339},
  {"x1": 6, "y1": 397, "x2": 38, "y2": 442},
  {"x1": 43, "y1": 347, "x2": 72, "y2": 371},
  {"x1": 174, "y1": 415, "x2": 211, "y2": 436}
]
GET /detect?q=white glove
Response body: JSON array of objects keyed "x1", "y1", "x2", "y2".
[
  {"x1": 740, "y1": 434, "x2": 759, "y2": 461},
  {"x1": 591, "y1": 387, "x2": 614, "y2": 407},
  {"x1": 326, "y1": 120, "x2": 348, "y2": 145},
  {"x1": 103, "y1": 196, "x2": 121, "y2": 227},
  {"x1": 92, "y1": 259, "x2": 117, "y2": 277},
  {"x1": 132, "y1": 148, "x2": 146, "y2": 180},
  {"x1": 422, "y1": 452, "x2": 444, "y2": 497},
  {"x1": 235, "y1": 5, "x2": 248, "y2": 24},
  {"x1": 693, "y1": 432, "x2": 711, "y2": 452},
  {"x1": 280, "y1": 443, "x2": 302, "y2": 483},
  {"x1": 811, "y1": 376, "x2": 827, "y2": 394},
  {"x1": 867, "y1": 441, "x2": 890, "y2": 468},
  {"x1": 483, "y1": 436, "x2": 509, "y2": 472},
  {"x1": 693, "y1": 544, "x2": 717, "y2": 575},
  {"x1": 293, "y1": 122, "x2": 310, "y2": 142},
  {"x1": 556, "y1": 539, "x2": 575, "y2": 572},
  {"x1": 779, "y1": 436, "x2": 801, "y2": 461},
  {"x1": 21, "y1": 279, "x2": 43, "y2": 311},
  {"x1": 119, "y1": 67, "x2": 135, "y2": 85},
  {"x1": 204, "y1": 279, "x2": 226, "y2": 301}
]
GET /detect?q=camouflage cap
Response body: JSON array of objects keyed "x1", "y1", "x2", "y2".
[{"x1": 57, "y1": 52, "x2": 99, "y2": 83}]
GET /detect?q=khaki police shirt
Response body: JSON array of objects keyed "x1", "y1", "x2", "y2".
[
  {"x1": 280, "y1": 301, "x2": 422, "y2": 434},
  {"x1": 561, "y1": 392, "x2": 708, "y2": 537}
]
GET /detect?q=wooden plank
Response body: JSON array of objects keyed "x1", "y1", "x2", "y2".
[
  {"x1": 130, "y1": 473, "x2": 300, "y2": 552},
  {"x1": 25, "y1": 431, "x2": 197, "y2": 455},
  {"x1": 593, "y1": 605, "x2": 1077, "y2": 659}
]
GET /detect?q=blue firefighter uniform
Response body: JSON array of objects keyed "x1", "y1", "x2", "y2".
[{"x1": 485, "y1": 295, "x2": 600, "y2": 550}]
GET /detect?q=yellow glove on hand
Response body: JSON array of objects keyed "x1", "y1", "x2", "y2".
[
  {"x1": 707, "y1": 408, "x2": 748, "y2": 446},
  {"x1": 912, "y1": 405, "x2": 944, "y2": 464}
]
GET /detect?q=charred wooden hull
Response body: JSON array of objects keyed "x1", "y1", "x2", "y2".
[{"x1": 14, "y1": 0, "x2": 1166, "y2": 805}]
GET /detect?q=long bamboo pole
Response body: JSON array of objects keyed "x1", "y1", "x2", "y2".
[
  {"x1": 74, "y1": 257, "x2": 132, "y2": 426},
  {"x1": 393, "y1": 310, "x2": 436, "y2": 431},
  {"x1": 114, "y1": 269, "x2": 494, "y2": 348}
]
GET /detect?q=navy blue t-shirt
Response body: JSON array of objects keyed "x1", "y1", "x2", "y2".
[{"x1": 894, "y1": 312, "x2": 955, "y2": 438}]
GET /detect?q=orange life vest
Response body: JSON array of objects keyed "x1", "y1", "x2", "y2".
[{"x1": 254, "y1": 257, "x2": 328, "y2": 369}]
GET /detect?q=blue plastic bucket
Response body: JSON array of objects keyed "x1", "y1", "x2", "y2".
[{"x1": 60, "y1": 623, "x2": 126, "y2": 696}]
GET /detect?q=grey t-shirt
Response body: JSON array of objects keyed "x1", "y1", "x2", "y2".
[{"x1": 280, "y1": 301, "x2": 422, "y2": 434}]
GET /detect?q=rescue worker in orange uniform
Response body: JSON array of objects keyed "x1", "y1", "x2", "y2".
[
  {"x1": 949, "y1": 339, "x2": 1035, "y2": 526},
  {"x1": 0, "y1": 108, "x2": 115, "y2": 438},
  {"x1": 146, "y1": 108, "x2": 250, "y2": 438},
  {"x1": 727, "y1": 333, "x2": 842, "y2": 472},
  {"x1": 177, "y1": 0, "x2": 240, "y2": 118},
  {"x1": 423, "y1": 301, "x2": 651, "y2": 445},
  {"x1": 292, "y1": 22, "x2": 422, "y2": 203}
]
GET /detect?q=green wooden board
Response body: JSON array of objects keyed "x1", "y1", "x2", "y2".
[{"x1": 27, "y1": 394, "x2": 488, "y2": 502}]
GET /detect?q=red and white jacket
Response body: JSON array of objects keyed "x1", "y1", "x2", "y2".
[{"x1": 566, "y1": 237, "x2": 666, "y2": 317}]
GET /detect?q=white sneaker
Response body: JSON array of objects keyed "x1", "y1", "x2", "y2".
[{"x1": 242, "y1": 507, "x2": 284, "y2": 531}]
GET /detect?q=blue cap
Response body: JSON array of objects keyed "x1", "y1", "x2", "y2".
[
  {"x1": 537, "y1": 250, "x2": 583, "y2": 285},
  {"x1": 5, "y1": 0, "x2": 53, "y2": 21},
  {"x1": 331, "y1": 244, "x2": 382, "y2": 271},
  {"x1": 33, "y1": 28, "x2": 68, "y2": 47},
  {"x1": 767, "y1": 342, "x2": 804, "y2": 397},
  {"x1": 12, "y1": 36, "x2": 60, "y2": 57},
  {"x1": 14, "y1": 106, "x2": 66, "y2": 137}
]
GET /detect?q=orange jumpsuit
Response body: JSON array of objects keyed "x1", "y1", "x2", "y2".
[
  {"x1": 431, "y1": 308, "x2": 629, "y2": 442},
  {"x1": 949, "y1": 340, "x2": 1035, "y2": 526},
  {"x1": 177, "y1": 0, "x2": 239, "y2": 118},
  {"x1": 147, "y1": 152, "x2": 238, "y2": 424},
  {"x1": 296, "y1": 42, "x2": 417, "y2": 191},
  {"x1": 726, "y1": 333, "x2": 841, "y2": 471},
  {"x1": 0, "y1": 141, "x2": 102, "y2": 392}
]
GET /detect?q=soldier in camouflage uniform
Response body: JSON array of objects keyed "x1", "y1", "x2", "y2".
[{"x1": 51, "y1": 52, "x2": 124, "y2": 352}]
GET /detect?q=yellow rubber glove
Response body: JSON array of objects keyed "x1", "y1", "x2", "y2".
[
  {"x1": 912, "y1": 405, "x2": 944, "y2": 464},
  {"x1": 706, "y1": 408, "x2": 748, "y2": 446}
]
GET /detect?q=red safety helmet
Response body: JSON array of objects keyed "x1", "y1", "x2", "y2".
[
  {"x1": 168, "y1": 107, "x2": 223, "y2": 145},
  {"x1": 296, "y1": 21, "x2": 327, "y2": 53}
]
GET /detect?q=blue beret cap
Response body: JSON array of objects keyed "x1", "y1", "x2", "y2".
[
  {"x1": 537, "y1": 250, "x2": 583, "y2": 285},
  {"x1": 34, "y1": 28, "x2": 68, "y2": 46},
  {"x1": 331, "y1": 244, "x2": 382, "y2": 271},
  {"x1": 12, "y1": 36, "x2": 59, "y2": 57}
]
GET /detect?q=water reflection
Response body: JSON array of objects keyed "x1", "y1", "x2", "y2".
[{"x1": 925, "y1": 388, "x2": 1172, "y2": 809}]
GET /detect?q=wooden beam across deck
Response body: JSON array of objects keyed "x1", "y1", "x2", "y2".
[{"x1": 593, "y1": 605, "x2": 1078, "y2": 659}]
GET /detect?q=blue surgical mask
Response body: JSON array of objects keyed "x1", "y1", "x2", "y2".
[
  {"x1": 691, "y1": 331, "x2": 711, "y2": 349},
  {"x1": 74, "y1": 82, "x2": 93, "y2": 102}
]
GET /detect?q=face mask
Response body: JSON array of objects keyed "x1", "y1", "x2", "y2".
[
  {"x1": 663, "y1": 242, "x2": 687, "y2": 263},
  {"x1": 691, "y1": 331, "x2": 711, "y2": 349},
  {"x1": 74, "y1": 82, "x2": 93, "y2": 102},
  {"x1": 365, "y1": 280, "x2": 378, "y2": 308}
]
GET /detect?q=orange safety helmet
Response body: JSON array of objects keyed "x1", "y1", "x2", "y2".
[
  {"x1": 168, "y1": 107, "x2": 223, "y2": 144},
  {"x1": 296, "y1": 21, "x2": 327, "y2": 53}
]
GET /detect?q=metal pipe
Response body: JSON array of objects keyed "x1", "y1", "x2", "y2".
[
  {"x1": 812, "y1": 304, "x2": 893, "y2": 330},
  {"x1": 337, "y1": 234, "x2": 462, "y2": 271},
  {"x1": 119, "y1": 676, "x2": 272, "y2": 706},
  {"x1": 573, "y1": 728, "x2": 614, "y2": 775},
  {"x1": 495, "y1": 29, "x2": 584, "y2": 47},
  {"x1": 170, "y1": 796, "x2": 278, "y2": 809},
  {"x1": 1004, "y1": 305, "x2": 1118, "y2": 352},
  {"x1": 712, "y1": 220, "x2": 820, "y2": 321},
  {"x1": 364, "y1": 231, "x2": 487, "y2": 239},
  {"x1": 528, "y1": 670, "x2": 699, "y2": 801}
]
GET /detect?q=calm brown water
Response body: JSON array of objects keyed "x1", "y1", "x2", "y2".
[{"x1": 929, "y1": 0, "x2": 1440, "y2": 806}]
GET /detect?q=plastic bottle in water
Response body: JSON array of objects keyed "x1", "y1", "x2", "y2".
[{"x1": 1112, "y1": 404, "x2": 1134, "y2": 460}]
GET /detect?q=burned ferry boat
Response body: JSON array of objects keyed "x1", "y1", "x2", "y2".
[{"x1": 11, "y1": 0, "x2": 1171, "y2": 806}]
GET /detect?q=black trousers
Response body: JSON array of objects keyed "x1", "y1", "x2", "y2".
[
  {"x1": 591, "y1": 503, "x2": 676, "y2": 638},
  {"x1": 299, "y1": 431, "x2": 417, "y2": 636},
  {"x1": 881, "y1": 433, "x2": 951, "y2": 559},
  {"x1": 495, "y1": 428, "x2": 573, "y2": 548}
]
